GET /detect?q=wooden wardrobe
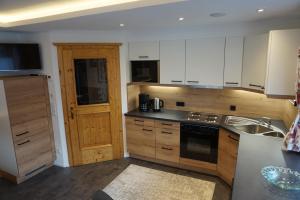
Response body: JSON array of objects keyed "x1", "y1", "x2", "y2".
[{"x1": 0, "y1": 75, "x2": 55, "y2": 184}]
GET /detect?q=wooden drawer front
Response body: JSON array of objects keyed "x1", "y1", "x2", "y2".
[
  {"x1": 18, "y1": 151, "x2": 53, "y2": 177},
  {"x1": 127, "y1": 128, "x2": 155, "y2": 158},
  {"x1": 155, "y1": 120, "x2": 180, "y2": 130},
  {"x1": 126, "y1": 117, "x2": 155, "y2": 127},
  {"x1": 11, "y1": 118, "x2": 49, "y2": 140},
  {"x1": 156, "y1": 128, "x2": 179, "y2": 146},
  {"x1": 219, "y1": 130, "x2": 239, "y2": 157},
  {"x1": 8, "y1": 103, "x2": 48, "y2": 125},
  {"x1": 82, "y1": 146, "x2": 113, "y2": 165},
  {"x1": 156, "y1": 144, "x2": 179, "y2": 163},
  {"x1": 5, "y1": 77, "x2": 46, "y2": 107},
  {"x1": 15, "y1": 132, "x2": 52, "y2": 165}
]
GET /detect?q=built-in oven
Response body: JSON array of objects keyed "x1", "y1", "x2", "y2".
[
  {"x1": 180, "y1": 123, "x2": 219, "y2": 163},
  {"x1": 131, "y1": 61, "x2": 159, "y2": 83}
]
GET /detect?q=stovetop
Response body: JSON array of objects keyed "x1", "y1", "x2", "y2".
[{"x1": 186, "y1": 112, "x2": 222, "y2": 124}]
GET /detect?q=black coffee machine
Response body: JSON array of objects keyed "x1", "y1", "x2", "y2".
[{"x1": 139, "y1": 93, "x2": 150, "y2": 112}]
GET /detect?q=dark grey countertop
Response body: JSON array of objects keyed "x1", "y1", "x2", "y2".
[
  {"x1": 125, "y1": 109, "x2": 300, "y2": 199},
  {"x1": 232, "y1": 134, "x2": 300, "y2": 200}
]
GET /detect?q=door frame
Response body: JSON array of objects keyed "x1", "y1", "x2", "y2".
[{"x1": 55, "y1": 43, "x2": 123, "y2": 166}]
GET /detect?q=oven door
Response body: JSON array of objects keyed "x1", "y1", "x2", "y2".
[{"x1": 180, "y1": 124, "x2": 219, "y2": 163}]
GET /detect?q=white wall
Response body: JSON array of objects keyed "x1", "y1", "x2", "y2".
[{"x1": 1, "y1": 17, "x2": 300, "y2": 167}]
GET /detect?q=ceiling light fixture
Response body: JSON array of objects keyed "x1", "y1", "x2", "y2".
[
  {"x1": 178, "y1": 17, "x2": 184, "y2": 21},
  {"x1": 257, "y1": 8, "x2": 265, "y2": 13},
  {"x1": 209, "y1": 12, "x2": 226, "y2": 18},
  {"x1": 120, "y1": 23, "x2": 125, "y2": 27}
]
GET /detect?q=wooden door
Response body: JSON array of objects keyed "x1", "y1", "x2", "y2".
[{"x1": 56, "y1": 44, "x2": 123, "y2": 166}]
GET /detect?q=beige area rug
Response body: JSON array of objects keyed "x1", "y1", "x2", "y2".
[{"x1": 103, "y1": 164, "x2": 215, "y2": 200}]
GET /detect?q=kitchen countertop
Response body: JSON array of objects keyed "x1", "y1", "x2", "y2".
[{"x1": 125, "y1": 109, "x2": 300, "y2": 200}]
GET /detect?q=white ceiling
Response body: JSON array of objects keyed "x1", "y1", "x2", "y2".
[{"x1": 2, "y1": 0, "x2": 300, "y2": 32}]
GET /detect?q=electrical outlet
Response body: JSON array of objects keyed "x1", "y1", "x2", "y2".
[
  {"x1": 230, "y1": 105, "x2": 236, "y2": 111},
  {"x1": 176, "y1": 102, "x2": 185, "y2": 107}
]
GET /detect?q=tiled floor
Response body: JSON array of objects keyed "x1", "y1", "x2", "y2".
[{"x1": 0, "y1": 158, "x2": 231, "y2": 200}]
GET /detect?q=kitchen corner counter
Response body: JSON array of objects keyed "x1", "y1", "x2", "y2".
[
  {"x1": 232, "y1": 134, "x2": 300, "y2": 200},
  {"x1": 125, "y1": 109, "x2": 300, "y2": 199}
]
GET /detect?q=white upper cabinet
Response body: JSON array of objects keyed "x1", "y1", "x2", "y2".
[
  {"x1": 185, "y1": 37, "x2": 225, "y2": 87},
  {"x1": 242, "y1": 34, "x2": 269, "y2": 91},
  {"x1": 160, "y1": 40, "x2": 186, "y2": 85},
  {"x1": 129, "y1": 41, "x2": 159, "y2": 61},
  {"x1": 265, "y1": 29, "x2": 300, "y2": 96},
  {"x1": 224, "y1": 36, "x2": 244, "y2": 87}
]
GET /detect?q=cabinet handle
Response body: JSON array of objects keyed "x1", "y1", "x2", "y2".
[
  {"x1": 171, "y1": 80, "x2": 183, "y2": 83},
  {"x1": 161, "y1": 146, "x2": 173, "y2": 151},
  {"x1": 142, "y1": 128, "x2": 153, "y2": 132},
  {"x1": 249, "y1": 84, "x2": 264, "y2": 89},
  {"x1": 161, "y1": 123, "x2": 172, "y2": 126},
  {"x1": 228, "y1": 135, "x2": 239, "y2": 142},
  {"x1": 17, "y1": 140, "x2": 30, "y2": 146},
  {"x1": 134, "y1": 119, "x2": 144, "y2": 122},
  {"x1": 187, "y1": 81, "x2": 199, "y2": 84},
  {"x1": 225, "y1": 82, "x2": 239, "y2": 85},
  {"x1": 25, "y1": 164, "x2": 46, "y2": 177},
  {"x1": 161, "y1": 131, "x2": 173, "y2": 135},
  {"x1": 138, "y1": 56, "x2": 149, "y2": 59},
  {"x1": 16, "y1": 131, "x2": 29, "y2": 137}
]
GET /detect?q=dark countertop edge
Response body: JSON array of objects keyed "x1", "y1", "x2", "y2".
[{"x1": 125, "y1": 109, "x2": 287, "y2": 135}]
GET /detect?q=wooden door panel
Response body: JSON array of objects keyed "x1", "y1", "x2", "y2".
[
  {"x1": 77, "y1": 112, "x2": 112, "y2": 148},
  {"x1": 57, "y1": 44, "x2": 123, "y2": 166}
]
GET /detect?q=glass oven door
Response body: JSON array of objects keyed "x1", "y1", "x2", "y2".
[{"x1": 180, "y1": 124, "x2": 219, "y2": 163}]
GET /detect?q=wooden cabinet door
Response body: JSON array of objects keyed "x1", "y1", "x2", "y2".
[
  {"x1": 265, "y1": 29, "x2": 300, "y2": 96},
  {"x1": 224, "y1": 36, "x2": 243, "y2": 87},
  {"x1": 217, "y1": 129, "x2": 239, "y2": 186},
  {"x1": 186, "y1": 37, "x2": 225, "y2": 87},
  {"x1": 242, "y1": 34, "x2": 269, "y2": 91},
  {"x1": 129, "y1": 41, "x2": 159, "y2": 60},
  {"x1": 160, "y1": 40, "x2": 186, "y2": 85},
  {"x1": 57, "y1": 44, "x2": 123, "y2": 166}
]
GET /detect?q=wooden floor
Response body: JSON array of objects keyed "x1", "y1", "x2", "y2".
[{"x1": 0, "y1": 158, "x2": 231, "y2": 200}]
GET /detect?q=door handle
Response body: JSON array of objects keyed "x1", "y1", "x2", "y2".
[{"x1": 70, "y1": 107, "x2": 74, "y2": 119}]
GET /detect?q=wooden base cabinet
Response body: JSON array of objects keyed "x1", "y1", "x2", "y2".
[
  {"x1": 126, "y1": 117, "x2": 180, "y2": 163},
  {"x1": 0, "y1": 76, "x2": 55, "y2": 184},
  {"x1": 217, "y1": 128, "x2": 240, "y2": 186}
]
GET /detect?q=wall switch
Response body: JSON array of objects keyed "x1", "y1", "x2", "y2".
[
  {"x1": 176, "y1": 102, "x2": 185, "y2": 107},
  {"x1": 230, "y1": 105, "x2": 236, "y2": 111}
]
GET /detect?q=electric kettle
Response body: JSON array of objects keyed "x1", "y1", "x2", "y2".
[{"x1": 151, "y1": 98, "x2": 164, "y2": 112}]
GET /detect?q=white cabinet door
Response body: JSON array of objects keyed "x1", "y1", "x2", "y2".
[
  {"x1": 242, "y1": 34, "x2": 269, "y2": 91},
  {"x1": 224, "y1": 36, "x2": 243, "y2": 87},
  {"x1": 129, "y1": 41, "x2": 159, "y2": 61},
  {"x1": 160, "y1": 40, "x2": 185, "y2": 84},
  {"x1": 186, "y1": 37, "x2": 225, "y2": 87},
  {"x1": 265, "y1": 29, "x2": 300, "y2": 96}
]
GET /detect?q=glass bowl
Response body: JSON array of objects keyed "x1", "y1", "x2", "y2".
[{"x1": 261, "y1": 166, "x2": 300, "y2": 190}]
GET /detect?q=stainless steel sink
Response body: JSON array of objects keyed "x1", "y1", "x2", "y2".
[
  {"x1": 234, "y1": 124, "x2": 273, "y2": 134},
  {"x1": 262, "y1": 131, "x2": 285, "y2": 138},
  {"x1": 224, "y1": 116, "x2": 285, "y2": 138}
]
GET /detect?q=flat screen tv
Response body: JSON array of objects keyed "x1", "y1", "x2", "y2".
[{"x1": 0, "y1": 43, "x2": 42, "y2": 71}]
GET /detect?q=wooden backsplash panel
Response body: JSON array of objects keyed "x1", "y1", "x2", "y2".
[
  {"x1": 127, "y1": 85, "x2": 140, "y2": 112},
  {"x1": 139, "y1": 86, "x2": 297, "y2": 126}
]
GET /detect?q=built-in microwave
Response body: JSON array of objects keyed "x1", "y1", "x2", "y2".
[{"x1": 131, "y1": 61, "x2": 159, "y2": 83}]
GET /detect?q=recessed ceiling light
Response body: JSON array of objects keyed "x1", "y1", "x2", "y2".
[
  {"x1": 120, "y1": 23, "x2": 125, "y2": 27},
  {"x1": 178, "y1": 17, "x2": 184, "y2": 21},
  {"x1": 209, "y1": 12, "x2": 227, "y2": 18},
  {"x1": 257, "y1": 8, "x2": 265, "y2": 13}
]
